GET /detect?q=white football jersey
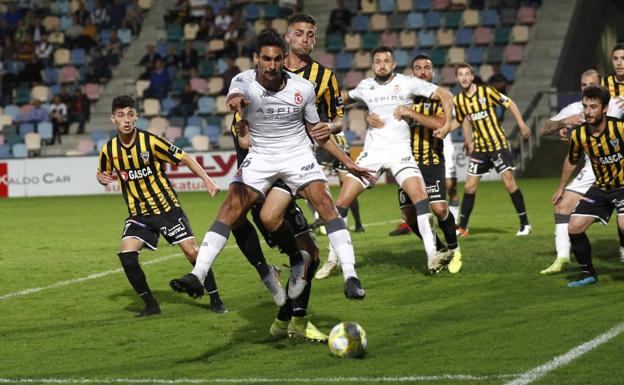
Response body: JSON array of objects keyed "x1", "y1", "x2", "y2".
[
  {"x1": 228, "y1": 69, "x2": 320, "y2": 155},
  {"x1": 348, "y1": 73, "x2": 439, "y2": 152},
  {"x1": 550, "y1": 99, "x2": 623, "y2": 121}
]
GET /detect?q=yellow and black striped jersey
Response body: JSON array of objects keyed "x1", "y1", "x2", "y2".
[
  {"x1": 602, "y1": 74, "x2": 624, "y2": 97},
  {"x1": 99, "y1": 129, "x2": 185, "y2": 216},
  {"x1": 410, "y1": 96, "x2": 445, "y2": 165},
  {"x1": 569, "y1": 116, "x2": 624, "y2": 189},
  {"x1": 454, "y1": 84, "x2": 511, "y2": 152}
]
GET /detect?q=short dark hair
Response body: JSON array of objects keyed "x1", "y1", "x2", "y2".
[
  {"x1": 411, "y1": 53, "x2": 432, "y2": 67},
  {"x1": 582, "y1": 86, "x2": 611, "y2": 108},
  {"x1": 455, "y1": 62, "x2": 474, "y2": 75},
  {"x1": 371, "y1": 46, "x2": 394, "y2": 59},
  {"x1": 111, "y1": 95, "x2": 135, "y2": 113},
  {"x1": 612, "y1": 43, "x2": 624, "y2": 55},
  {"x1": 256, "y1": 30, "x2": 286, "y2": 54},
  {"x1": 287, "y1": 13, "x2": 316, "y2": 27}
]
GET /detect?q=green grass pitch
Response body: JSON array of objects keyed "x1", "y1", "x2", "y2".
[{"x1": 1, "y1": 178, "x2": 623, "y2": 385}]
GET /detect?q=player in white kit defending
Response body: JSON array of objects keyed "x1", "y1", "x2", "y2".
[
  {"x1": 541, "y1": 69, "x2": 624, "y2": 274},
  {"x1": 169, "y1": 31, "x2": 375, "y2": 301},
  {"x1": 321, "y1": 46, "x2": 455, "y2": 273}
]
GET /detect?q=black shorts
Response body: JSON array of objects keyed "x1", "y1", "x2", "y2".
[
  {"x1": 572, "y1": 186, "x2": 624, "y2": 225},
  {"x1": 398, "y1": 163, "x2": 446, "y2": 208},
  {"x1": 316, "y1": 133, "x2": 351, "y2": 172},
  {"x1": 122, "y1": 207, "x2": 194, "y2": 250},
  {"x1": 251, "y1": 199, "x2": 312, "y2": 248},
  {"x1": 467, "y1": 149, "x2": 515, "y2": 176}
]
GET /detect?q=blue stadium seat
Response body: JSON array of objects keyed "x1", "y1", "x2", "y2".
[
  {"x1": 378, "y1": 0, "x2": 395, "y2": 13},
  {"x1": 184, "y1": 125, "x2": 201, "y2": 139},
  {"x1": 0, "y1": 144, "x2": 11, "y2": 158},
  {"x1": 424, "y1": 11, "x2": 441, "y2": 29},
  {"x1": 161, "y1": 97, "x2": 177, "y2": 116},
  {"x1": 12, "y1": 143, "x2": 28, "y2": 158},
  {"x1": 118, "y1": 28, "x2": 132, "y2": 45},
  {"x1": 135, "y1": 118, "x2": 149, "y2": 130},
  {"x1": 445, "y1": 11, "x2": 461, "y2": 29},
  {"x1": 263, "y1": 3, "x2": 279, "y2": 18},
  {"x1": 406, "y1": 12, "x2": 424, "y2": 30},
  {"x1": 197, "y1": 96, "x2": 215, "y2": 115},
  {"x1": 455, "y1": 28, "x2": 473, "y2": 46},
  {"x1": 351, "y1": 15, "x2": 370, "y2": 32},
  {"x1": 467, "y1": 47, "x2": 485, "y2": 65},
  {"x1": 4, "y1": 105, "x2": 21, "y2": 119},
  {"x1": 90, "y1": 130, "x2": 110, "y2": 142},
  {"x1": 415, "y1": 0, "x2": 432, "y2": 11},
  {"x1": 500, "y1": 64, "x2": 518, "y2": 82},
  {"x1": 99, "y1": 29, "x2": 112, "y2": 45},
  {"x1": 174, "y1": 136, "x2": 191, "y2": 149},
  {"x1": 187, "y1": 116, "x2": 205, "y2": 129},
  {"x1": 59, "y1": 15, "x2": 72, "y2": 31},
  {"x1": 480, "y1": 9, "x2": 498, "y2": 27},
  {"x1": 430, "y1": 48, "x2": 447, "y2": 67},
  {"x1": 19, "y1": 123, "x2": 35, "y2": 138},
  {"x1": 336, "y1": 53, "x2": 354, "y2": 71},
  {"x1": 199, "y1": 60, "x2": 216, "y2": 77},
  {"x1": 388, "y1": 13, "x2": 406, "y2": 31},
  {"x1": 38, "y1": 122, "x2": 54, "y2": 143},
  {"x1": 244, "y1": 3, "x2": 261, "y2": 21},
  {"x1": 325, "y1": 33, "x2": 343, "y2": 52},
  {"x1": 486, "y1": 45, "x2": 504, "y2": 63},
  {"x1": 166, "y1": 25, "x2": 182, "y2": 42},
  {"x1": 15, "y1": 86, "x2": 31, "y2": 105},
  {"x1": 494, "y1": 27, "x2": 511, "y2": 45},
  {"x1": 204, "y1": 125, "x2": 221, "y2": 146},
  {"x1": 362, "y1": 32, "x2": 380, "y2": 51},
  {"x1": 394, "y1": 50, "x2": 410, "y2": 68},
  {"x1": 43, "y1": 67, "x2": 59, "y2": 85},
  {"x1": 418, "y1": 30, "x2": 435, "y2": 48},
  {"x1": 70, "y1": 48, "x2": 87, "y2": 66}
]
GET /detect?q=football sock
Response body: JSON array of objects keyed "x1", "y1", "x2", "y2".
[
  {"x1": 569, "y1": 232, "x2": 596, "y2": 276},
  {"x1": 406, "y1": 219, "x2": 445, "y2": 250},
  {"x1": 449, "y1": 199, "x2": 460, "y2": 222},
  {"x1": 414, "y1": 199, "x2": 437, "y2": 259},
  {"x1": 192, "y1": 221, "x2": 230, "y2": 282},
  {"x1": 510, "y1": 188, "x2": 529, "y2": 226},
  {"x1": 459, "y1": 192, "x2": 475, "y2": 228},
  {"x1": 618, "y1": 227, "x2": 624, "y2": 248},
  {"x1": 438, "y1": 211, "x2": 458, "y2": 250},
  {"x1": 555, "y1": 214, "x2": 571, "y2": 259},
  {"x1": 326, "y1": 217, "x2": 357, "y2": 280},
  {"x1": 269, "y1": 220, "x2": 303, "y2": 267},
  {"x1": 118, "y1": 251, "x2": 157, "y2": 307},
  {"x1": 232, "y1": 219, "x2": 270, "y2": 278},
  {"x1": 290, "y1": 252, "x2": 319, "y2": 318},
  {"x1": 350, "y1": 198, "x2": 363, "y2": 229},
  {"x1": 203, "y1": 269, "x2": 220, "y2": 299}
]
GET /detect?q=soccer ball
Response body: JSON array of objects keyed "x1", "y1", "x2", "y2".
[{"x1": 328, "y1": 322, "x2": 367, "y2": 358}]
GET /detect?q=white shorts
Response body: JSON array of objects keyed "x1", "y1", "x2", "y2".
[
  {"x1": 232, "y1": 148, "x2": 327, "y2": 197},
  {"x1": 565, "y1": 157, "x2": 595, "y2": 195},
  {"x1": 443, "y1": 135, "x2": 456, "y2": 179},
  {"x1": 348, "y1": 148, "x2": 422, "y2": 187}
]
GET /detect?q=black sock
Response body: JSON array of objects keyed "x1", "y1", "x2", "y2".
[
  {"x1": 438, "y1": 211, "x2": 458, "y2": 249},
  {"x1": 270, "y1": 220, "x2": 302, "y2": 267},
  {"x1": 350, "y1": 198, "x2": 363, "y2": 229},
  {"x1": 569, "y1": 232, "x2": 596, "y2": 276},
  {"x1": 337, "y1": 205, "x2": 349, "y2": 219},
  {"x1": 203, "y1": 269, "x2": 220, "y2": 300},
  {"x1": 618, "y1": 227, "x2": 624, "y2": 248},
  {"x1": 459, "y1": 192, "x2": 475, "y2": 228},
  {"x1": 509, "y1": 188, "x2": 529, "y2": 226},
  {"x1": 118, "y1": 251, "x2": 157, "y2": 308},
  {"x1": 407, "y1": 220, "x2": 445, "y2": 250},
  {"x1": 232, "y1": 219, "x2": 270, "y2": 279},
  {"x1": 291, "y1": 252, "x2": 320, "y2": 318}
]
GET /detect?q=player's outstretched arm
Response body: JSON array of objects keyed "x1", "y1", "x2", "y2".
[
  {"x1": 96, "y1": 170, "x2": 114, "y2": 185},
  {"x1": 541, "y1": 114, "x2": 584, "y2": 136},
  {"x1": 431, "y1": 87, "x2": 454, "y2": 138},
  {"x1": 508, "y1": 99, "x2": 531, "y2": 139},
  {"x1": 226, "y1": 93, "x2": 249, "y2": 117},
  {"x1": 462, "y1": 119, "x2": 473, "y2": 155},
  {"x1": 393, "y1": 105, "x2": 444, "y2": 130},
  {"x1": 181, "y1": 153, "x2": 220, "y2": 197}
]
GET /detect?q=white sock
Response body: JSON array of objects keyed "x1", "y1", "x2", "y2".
[
  {"x1": 555, "y1": 223, "x2": 570, "y2": 260},
  {"x1": 449, "y1": 204, "x2": 459, "y2": 222},
  {"x1": 417, "y1": 213, "x2": 437, "y2": 260},
  {"x1": 191, "y1": 231, "x2": 228, "y2": 281},
  {"x1": 327, "y1": 243, "x2": 338, "y2": 264},
  {"x1": 327, "y1": 228, "x2": 357, "y2": 281}
]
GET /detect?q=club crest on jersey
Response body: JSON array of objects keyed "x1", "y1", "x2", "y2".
[
  {"x1": 118, "y1": 170, "x2": 128, "y2": 181},
  {"x1": 394, "y1": 84, "x2": 401, "y2": 94},
  {"x1": 610, "y1": 138, "x2": 619, "y2": 149},
  {"x1": 294, "y1": 91, "x2": 303, "y2": 105},
  {"x1": 140, "y1": 151, "x2": 150, "y2": 161}
]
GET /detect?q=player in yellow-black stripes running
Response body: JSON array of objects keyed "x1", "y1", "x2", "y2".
[
  {"x1": 97, "y1": 95, "x2": 225, "y2": 316},
  {"x1": 602, "y1": 43, "x2": 624, "y2": 99},
  {"x1": 453, "y1": 63, "x2": 532, "y2": 237}
]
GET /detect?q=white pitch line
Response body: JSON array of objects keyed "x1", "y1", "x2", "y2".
[
  {"x1": 0, "y1": 220, "x2": 400, "y2": 302},
  {"x1": 504, "y1": 322, "x2": 624, "y2": 385},
  {"x1": 0, "y1": 373, "x2": 517, "y2": 384}
]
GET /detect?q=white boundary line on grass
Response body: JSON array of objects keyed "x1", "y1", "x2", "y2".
[
  {"x1": 504, "y1": 321, "x2": 624, "y2": 385},
  {"x1": 0, "y1": 220, "x2": 400, "y2": 302},
  {"x1": 0, "y1": 374, "x2": 517, "y2": 384}
]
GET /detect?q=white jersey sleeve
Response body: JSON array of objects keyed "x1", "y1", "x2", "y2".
[
  {"x1": 347, "y1": 79, "x2": 370, "y2": 102},
  {"x1": 550, "y1": 101, "x2": 582, "y2": 121},
  {"x1": 227, "y1": 70, "x2": 254, "y2": 98},
  {"x1": 406, "y1": 76, "x2": 438, "y2": 99},
  {"x1": 607, "y1": 97, "x2": 624, "y2": 119},
  {"x1": 304, "y1": 84, "x2": 320, "y2": 124}
]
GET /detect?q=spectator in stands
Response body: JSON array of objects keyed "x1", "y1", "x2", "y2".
[
  {"x1": 58, "y1": 86, "x2": 72, "y2": 105},
  {"x1": 164, "y1": 45, "x2": 181, "y2": 70},
  {"x1": 208, "y1": 0, "x2": 227, "y2": 14},
  {"x1": 138, "y1": 44, "x2": 161, "y2": 80},
  {"x1": 30, "y1": 17, "x2": 44, "y2": 44},
  {"x1": 327, "y1": 0, "x2": 352, "y2": 36},
  {"x1": 144, "y1": 58, "x2": 171, "y2": 100},
  {"x1": 221, "y1": 56, "x2": 240, "y2": 95},
  {"x1": 105, "y1": 30, "x2": 124, "y2": 66},
  {"x1": 125, "y1": 0, "x2": 145, "y2": 36},
  {"x1": 35, "y1": 34, "x2": 52, "y2": 66},
  {"x1": 0, "y1": 65, "x2": 11, "y2": 106},
  {"x1": 118, "y1": 19, "x2": 133, "y2": 45},
  {"x1": 223, "y1": 23, "x2": 239, "y2": 57},
  {"x1": 4, "y1": 3, "x2": 24, "y2": 34},
  {"x1": 4, "y1": 52, "x2": 24, "y2": 77},
  {"x1": 165, "y1": 0, "x2": 191, "y2": 25},
  {"x1": 49, "y1": 95, "x2": 68, "y2": 144},
  {"x1": 179, "y1": 41, "x2": 199, "y2": 77},
  {"x1": 214, "y1": 7, "x2": 232, "y2": 37},
  {"x1": 19, "y1": 54, "x2": 43, "y2": 85},
  {"x1": 239, "y1": 26, "x2": 256, "y2": 57},
  {"x1": 189, "y1": 0, "x2": 209, "y2": 23},
  {"x1": 69, "y1": 87, "x2": 90, "y2": 134},
  {"x1": 17, "y1": 33, "x2": 36, "y2": 62},
  {"x1": 75, "y1": 1, "x2": 91, "y2": 25},
  {"x1": 196, "y1": 5, "x2": 215, "y2": 40},
  {"x1": 109, "y1": 0, "x2": 127, "y2": 29},
  {"x1": 21, "y1": 99, "x2": 49, "y2": 125},
  {"x1": 75, "y1": 18, "x2": 98, "y2": 50},
  {"x1": 87, "y1": 49, "x2": 112, "y2": 83},
  {"x1": 65, "y1": 15, "x2": 84, "y2": 47},
  {"x1": 91, "y1": 0, "x2": 110, "y2": 30},
  {"x1": 15, "y1": 18, "x2": 30, "y2": 44},
  {"x1": 2, "y1": 36, "x2": 17, "y2": 62},
  {"x1": 170, "y1": 82, "x2": 198, "y2": 118}
]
